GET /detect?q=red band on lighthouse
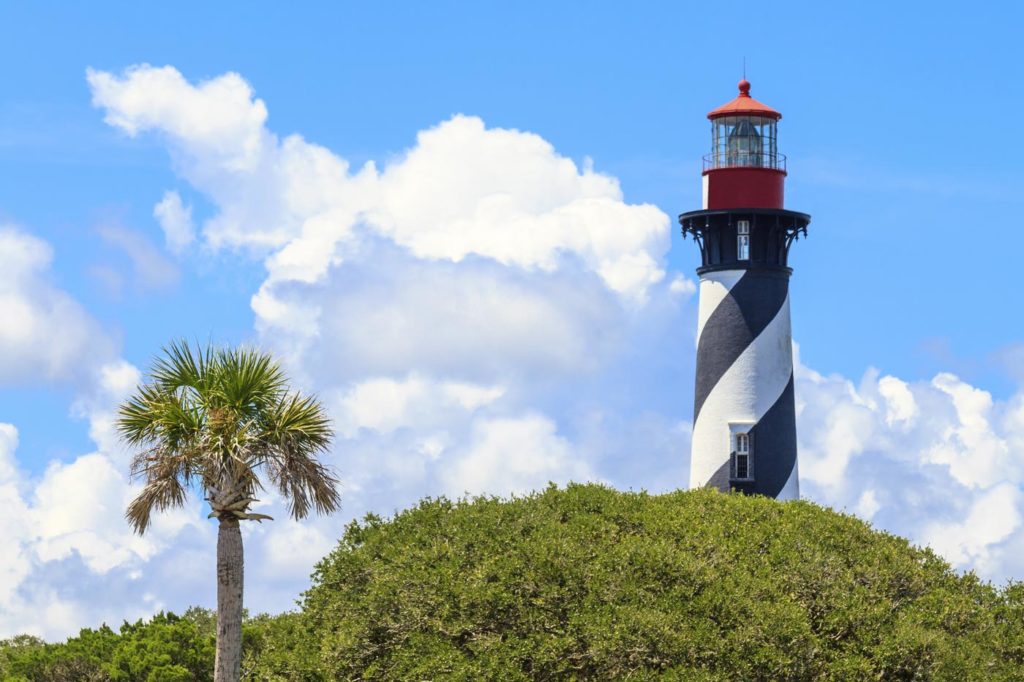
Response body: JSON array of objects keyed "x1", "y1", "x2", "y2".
[{"x1": 702, "y1": 79, "x2": 786, "y2": 210}]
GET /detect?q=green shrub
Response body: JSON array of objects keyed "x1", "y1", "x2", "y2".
[
  {"x1": 5, "y1": 485, "x2": 1022, "y2": 681},
  {"x1": 301, "y1": 484, "x2": 1023, "y2": 681},
  {"x1": 0, "y1": 611, "x2": 214, "y2": 682}
]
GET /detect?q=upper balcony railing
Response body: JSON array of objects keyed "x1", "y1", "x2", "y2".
[{"x1": 703, "y1": 152, "x2": 787, "y2": 173}]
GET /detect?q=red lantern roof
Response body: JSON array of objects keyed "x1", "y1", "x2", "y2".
[{"x1": 708, "y1": 80, "x2": 782, "y2": 120}]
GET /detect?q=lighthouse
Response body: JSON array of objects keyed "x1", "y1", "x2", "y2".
[{"x1": 681, "y1": 79, "x2": 810, "y2": 500}]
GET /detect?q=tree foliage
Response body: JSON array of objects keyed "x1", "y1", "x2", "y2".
[
  {"x1": 0, "y1": 611, "x2": 215, "y2": 682},
  {"x1": 5, "y1": 485, "x2": 1023, "y2": 680},
  {"x1": 118, "y1": 340, "x2": 339, "y2": 533},
  {"x1": 300, "y1": 484, "x2": 1024, "y2": 681}
]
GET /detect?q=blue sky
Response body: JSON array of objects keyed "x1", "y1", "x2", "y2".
[{"x1": 1, "y1": 2, "x2": 1023, "y2": 638}]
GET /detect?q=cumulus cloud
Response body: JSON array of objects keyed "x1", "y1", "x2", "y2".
[
  {"x1": 441, "y1": 414, "x2": 594, "y2": 497},
  {"x1": 0, "y1": 226, "x2": 115, "y2": 384},
  {"x1": 0, "y1": 360, "x2": 208, "y2": 639},
  {"x1": 796, "y1": 353, "x2": 1024, "y2": 580},
  {"x1": 366, "y1": 116, "x2": 668, "y2": 300},
  {"x1": 31, "y1": 453, "x2": 152, "y2": 573},
  {"x1": 75, "y1": 359, "x2": 143, "y2": 459},
  {"x1": 87, "y1": 65, "x2": 669, "y2": 302},
  {"x1": 0, "y1": 425, "x2": 32, "y2": 605},
  {"x1": 84, "y1": 64, "x2": 676, "y2": 511},
  {"x1": 153, "y1": 190, "x2": 196, "y2": 253},
  {"x1": 87, "y1": 66, "x2": 269, "y2": 173},
  {"x1": 259, "y1": 245, "x2": 626, "y2": 387},
  {"x1": 335, "y1": 373, "x2": 505, "y2": 438},
  {"x1": 0, "y1": 223, "x2": 200, "y2": 637},
  {"x1": 669, "y1": 273, "x2": 697, "y2": 298},
  {"x1": 923, "y1": 483, "x2": 1022, "y2": 574}
]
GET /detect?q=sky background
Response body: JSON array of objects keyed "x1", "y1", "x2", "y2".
[{"x1": 1, "y1": 1, "x2": 1023, "y2": 638}]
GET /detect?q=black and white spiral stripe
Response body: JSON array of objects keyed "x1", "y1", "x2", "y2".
[{"x1": 689, "y1": 268, "x2": 799, "y2": 499}]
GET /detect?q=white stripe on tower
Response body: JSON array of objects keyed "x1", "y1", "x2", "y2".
[
  {"x1": 694, "y1": 269, "x2": 745, "y2": 343},
  {"x1": 689, "y1": 269, "x2": 799, "y2": 500}
]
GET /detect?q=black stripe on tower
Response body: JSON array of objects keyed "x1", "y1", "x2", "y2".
[
  {"x1": 693, "y1": 270, "x2": 790, "y2": 423},
  {"x1": 747, "y1": 375, "x2": 797, "y2": 497},
  {"x1": 702, "y1": 375, "x2": 797, "y2": 497}
]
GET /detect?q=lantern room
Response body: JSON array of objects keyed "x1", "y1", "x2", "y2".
[{"x1": 702, "y1": 80, "x2": 786, "y2": 210}]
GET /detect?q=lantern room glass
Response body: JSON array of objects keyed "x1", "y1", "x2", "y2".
[{"x1": 708, "y1": 116, "x2": 780, "y2": 170}]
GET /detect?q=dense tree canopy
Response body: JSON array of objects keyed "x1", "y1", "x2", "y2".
[
  {"x1": 300, "y1": 485, "x2": 1024, "y2": 680},
  {"x1": 0, "y1": 610, "x2": 215, "y2": 681},
  {"x1": 4, "y1": 485, "x2": 1023, "y2": 680}
]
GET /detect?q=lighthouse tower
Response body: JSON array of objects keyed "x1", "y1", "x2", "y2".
[{"x1": 681, "y1": 79, "x2": 810, "y2": 500}]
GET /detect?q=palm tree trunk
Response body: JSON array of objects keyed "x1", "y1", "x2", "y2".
[{"x1": 215, "y1": 516, "x2": 244, "y2": 682}]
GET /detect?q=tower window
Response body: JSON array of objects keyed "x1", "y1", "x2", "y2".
[
  {"x1": 734, "y1": 432, "x2": 753, "y2": 480},
  {"x1": 737, "y1": 220, "x2": 750, "y2": 261}
]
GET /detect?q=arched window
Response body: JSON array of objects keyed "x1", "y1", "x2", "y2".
[{"x1": 734, "y1": 432, "x2": 753, "y2": 480}]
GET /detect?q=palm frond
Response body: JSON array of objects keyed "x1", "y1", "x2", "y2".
[
  {"x1": 117, "y1": 384, "x2": 166, "y2": 446},
  {"x1": 265, "y1": 393, "x2": 333, "y2": 447},
  {"x1": 119, "y1": 384, "x2": 202, "y2": 450},
  {"x1": 217, "y1": 345, "x2": 287, "y2": 413},
  {"x1": 150, "y1": 340, "x2": 204, "y2": 393},
  {"x1": 125, "y1": 472, "x2": 188, "y2": 534},
  {"x1": 119, "y1": 341, "x2": 339, "y2": 534},
  {"x1": 260, "y1": 392, "x2": 339, "y2": 520},
  {"x1": 266, "y1": 451, "x2": 342, "y2": 520}
]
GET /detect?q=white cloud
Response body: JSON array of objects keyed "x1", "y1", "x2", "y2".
[
  {"x1": 336, "y1": 374, "x2": 505, "y2": 438},
  {"x1": 669, "y1": 273, "x2": 697, "y2": 298},
  {"x1": 877, "y1": 375, "x2": 918, "y2": 427},
  {"x1": 0, "y1": 425, "x2": 32, "y2": 605},
  {"x1": 258, "y1": 520, "x2": 335, "y2": 579},
  {"x1": 923, "y1": 483, "x2": 1022, "y2": 573},
  {"x1": 0, "y1": 589, "x2": 84, "y2": 641},
  {"x1": 262, "y1": 250, "x2": 624, "y2": 387},
  {"x1": 0, "y1": 226, "x2": 115, "y2": 384},
  {"x1": 153, "y1": 190, "x2": 196, "y2": 253},
  {"x1": 796, "y1": 354, "x2": 1024, "y2": 580},
  {"x1": 0, "y1": 357, "x2": 210, "y2": 639},
  {"x1": 88, "y1": 65, "x2": 269, "y2": 173},
  {"x1": 442, "y1": 414, "x2": 595, "y2": 498},
  {"x1": 31, "y1": 453, "x2": 151, "y2": 573},
  {"x1": 0, "y1": 422, "x2": 20, "y2": 482},
  {"x1": 926, "y1": 373, "x2": 1010, "y2": 489},
  {"x1": 71, "y1": 359, "x2": 142, "y2": 461},
  {"x1": 855, "y1": 489, "x2": 881, "y2": 520},
  {"x1": 87, "y1": 65, "x2": 669, "y2": 302},
  {"x1": 443, "y1": 382, "x2": 506, "y2": 411},
  {"x1": 794, "y1": 362, "x2": 877, "y2": 490},
  {"x1": 367, "y1": 115, "x2": 668, "y2": 301},
  {"x1": 83, "y1": 65, "x2": 680, "y2": 525},
  {"x1": 0, "y1": 420, "x2": 202, "y2": 638},
  {"x1": 335, "y1": 375, "x2": 431, "y2": 436}
]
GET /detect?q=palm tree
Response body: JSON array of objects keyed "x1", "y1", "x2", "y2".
[{"x1": 117, "y1": 341, "x2": 340, "y2": 682}]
